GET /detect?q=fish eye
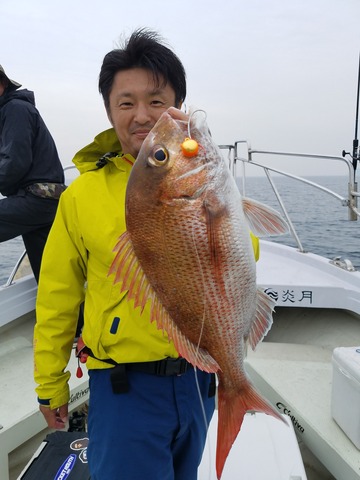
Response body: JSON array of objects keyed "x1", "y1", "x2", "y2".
[{"x1": 148, "y1": 146, "x2": 169, "y2": 167}]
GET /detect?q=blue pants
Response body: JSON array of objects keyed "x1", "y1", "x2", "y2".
[{"x1": 87, "y1": 367, "x2": 215, "y2": 480}]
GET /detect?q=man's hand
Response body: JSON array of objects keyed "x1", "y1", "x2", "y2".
[
  {"x1": 167, "y1": 107, "x2": 189, "y2": 121},
  {"x1": 39, "y1": 403, "x2": 69, "y2": 429}
]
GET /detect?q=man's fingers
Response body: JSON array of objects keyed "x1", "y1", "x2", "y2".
[
  {"x1": 167, "y1": 107, "x2": 188, "y2": 121},
  {"x1": 39, "y1": 404, "x2": 69, "y2": 430},
  {"x1": 58, "y1": 404, "x2": 69, "y2": 423}
]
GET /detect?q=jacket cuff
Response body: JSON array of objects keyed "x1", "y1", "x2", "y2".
[{"x1": 36, "y1": 386, "x2": 70, "y2": 410}]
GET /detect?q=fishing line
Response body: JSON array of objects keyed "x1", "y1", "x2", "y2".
[
  {"x1": 181, "y1": 110, "x2": 206, "y2": 158},
  {"x1": 187, "y1": 109, "x2": 207, "y2": 139},
  {"x1": 180, "y1": 107, "x2": 214, "y2": 477},
  {"x1": 191, "y1": 222, "x2": 214, "y2": 480}
]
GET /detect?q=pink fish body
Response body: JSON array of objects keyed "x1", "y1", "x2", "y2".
[{"x1": 109, "y1": 110, "x2": 288, "y2": 479}]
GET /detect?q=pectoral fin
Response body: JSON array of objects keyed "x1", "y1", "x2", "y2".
[{"x1": 242, "y1": 197, "x2": 288, "y2": 237}]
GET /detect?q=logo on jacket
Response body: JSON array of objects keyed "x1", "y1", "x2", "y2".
[{"x1": 54, "y1": 454, "x2": 77, "y2": 480}]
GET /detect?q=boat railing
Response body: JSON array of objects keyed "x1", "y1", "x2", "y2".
[
  {"x1": 2, "y1": 150, "x2": 358, "y2": 285},
  {"x1": 219, "y1": 141, "x2": 359, "y2": 253},
  {"x1": 3, "y1": 249, "x2": 28, "y2": 287}
]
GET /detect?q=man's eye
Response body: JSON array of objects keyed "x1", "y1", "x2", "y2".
[{"x1": 119, "y1": 102, "x2": 133, "y2": 109}]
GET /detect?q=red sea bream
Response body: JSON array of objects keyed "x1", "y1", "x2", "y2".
[{"x1": 109, "y1": 109, "x2": 289, "y2": 479}]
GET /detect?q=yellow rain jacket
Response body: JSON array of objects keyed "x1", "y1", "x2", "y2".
[
  {"x1": 34, "y1": 129, "x2": 180, "y2": 409},
  {"x1": 34, "y1": 128, "x2": 260, "y2": 410}
]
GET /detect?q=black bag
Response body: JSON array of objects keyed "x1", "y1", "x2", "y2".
[{"x1": 20, "y1": 431, "x2": 90, "y2": 480}]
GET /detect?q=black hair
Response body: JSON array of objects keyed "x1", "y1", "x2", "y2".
[{"x1": 98, "y1": 28, "x2": 186, "y2": 110}]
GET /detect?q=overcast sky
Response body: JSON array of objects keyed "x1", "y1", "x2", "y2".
[{"x1": 1, "y1": 0, "x2": 360, "y2": 176}]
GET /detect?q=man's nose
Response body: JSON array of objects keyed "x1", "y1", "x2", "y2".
[{"x1": 134, "y1": 104, "x2": 152, "y2": 123}]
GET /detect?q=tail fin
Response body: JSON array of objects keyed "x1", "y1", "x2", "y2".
[{"x1": 216, "y1": 380, "x2": 285, "y2": 479}]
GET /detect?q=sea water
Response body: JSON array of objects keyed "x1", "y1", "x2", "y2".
[
  {"x1": 0, "y1": 236, "x2": 25, "y2": 284},
  {"x1": 239, "y1": 175, "x2": 360, "y2": 269},
  {"x1": 0, "y1": 175, "x2": 359, "y2": 285}
]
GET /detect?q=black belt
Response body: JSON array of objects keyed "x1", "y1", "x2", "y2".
[
  {"x1": 109, "y1": 358, "x2": 192, "y2": 394},
  {"x1": 76, "y1": 344, "x2": 197, "y2": 394},
  {"x1": 80, "y1": 344, "x2": 191, "y2": 377},
  {"x1": 125, "y1": 357, "x2": 191, "y2": 376},
  {"x1": 108, "y1": 357, "x2": 192, "y2": 376}
]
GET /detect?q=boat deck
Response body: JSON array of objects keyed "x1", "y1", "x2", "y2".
[
  {"x1": 246, "y1": 307, "x2": 360, "y2": 480},
  {"x1": 198, "y1": 410, "x2": 307, "y2": 479},
  {"x1": 0, "y1": 311, "x2": 89, "y2": 480}
]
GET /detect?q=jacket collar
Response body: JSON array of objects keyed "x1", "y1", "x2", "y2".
[{"x1": 72, "y1": 128, "x2": 135, "y2": 174}]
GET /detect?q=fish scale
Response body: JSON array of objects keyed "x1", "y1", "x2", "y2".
[{"x1": 109, "y1": 109, "x2": 289, "y2": 479}]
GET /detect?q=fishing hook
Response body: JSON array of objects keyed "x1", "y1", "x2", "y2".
[{"x1": 181, "y1": 109, "x2": 207, "y2": 157}]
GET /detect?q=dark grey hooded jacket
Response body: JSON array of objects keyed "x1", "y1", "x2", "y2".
[{"x1": 0, "y1": 88, "x2": 64, "y2": 196}]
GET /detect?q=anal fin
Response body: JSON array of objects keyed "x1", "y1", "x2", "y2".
[{"x1": 248, "y1": 288, "x2": 276, "y2": 350}]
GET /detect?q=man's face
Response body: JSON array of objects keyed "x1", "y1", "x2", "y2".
[{"x1": 107, "y1": 68, "x2": 177, "y2": 158}]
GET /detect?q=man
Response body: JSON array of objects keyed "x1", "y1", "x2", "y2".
[
  {"x1": 34, "y1": 29, "x2": 215, "y2": 480},
  {"x1": 0, "y1": 65, "x2": 65, "y2": 282}
]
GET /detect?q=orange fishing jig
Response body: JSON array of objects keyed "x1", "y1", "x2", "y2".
[
  {"x1": 181, "y1": 137, "x2": 199, "y2": 157},
  {"x1": 181, "y1": 109, "x2": 207, "y2": 157}
]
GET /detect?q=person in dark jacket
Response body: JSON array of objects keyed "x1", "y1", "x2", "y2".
[{"x1": 0, "y1": 65, "x2": 66, "y2": 282}]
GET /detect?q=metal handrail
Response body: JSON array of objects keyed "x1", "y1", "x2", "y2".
[
  {"x1": 246, "y1": 149, "x2": 358, "y2": 217},
  {"x1": 3, "y1": 249, "x2": 28, "y2": 287},
  {"x1": 2, "y1": 148, "x2": 359, "y2": 286},
  {"x1": 219, "y1": 142, "x2": 359, "y2": 253}
]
